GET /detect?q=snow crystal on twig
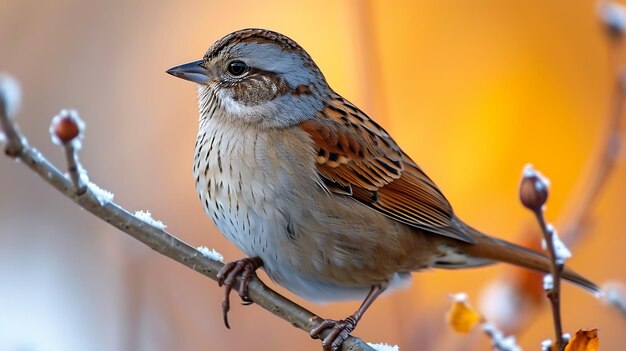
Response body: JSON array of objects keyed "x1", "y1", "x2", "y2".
[
  {"x1": 541, "y1": 338, "x2": 552, "y2": 351},
  {"x1": 88, "y1": 181, "x2": 114, "y2": 205},
  {"x1": 78, "y1": 165, "x2": 89, "y2": 186},
  {"x1": 134, "y1": 210, "x2": 167, "y2": 229},
  {"x1": 523, "y1": 163, "x2": 550, "y2": 192},
  {"x1": 552, "y1": 236, "x2": 571, "y2": 265},
  {"x1": 367, "y1": 343, "x2": 399, "y2": 351},
  {"x1": 197, "y1": 246, "x2": 224, "y2": 262},
  {"x1": 543, "y1": 274, "x2": 554, "y2": 291},
  {"x1": 482, "y1": 323, "x2": 521, "y2": 351},
  {"x1": 541, "y1": 224, "x2": 572, "y2": 265},
  {"x1": 449, "y1": 292, "x2": 468, "y2": 302}
]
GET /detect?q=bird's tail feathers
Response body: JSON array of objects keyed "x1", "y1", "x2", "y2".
[{"x1": 451, "y1": 226, "x2": 599, "y2": 295}]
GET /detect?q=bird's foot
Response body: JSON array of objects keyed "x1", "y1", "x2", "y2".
[
  {"x1": 310, "y1": 315, "x2": 358, "y2": 351},
  {"x1": 216, "y1": 256, "x2": 263, "y2": 329}
]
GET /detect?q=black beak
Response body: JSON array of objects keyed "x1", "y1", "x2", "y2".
[{"x1": 166, "y1": 60, "x2": 208, "y2": 84}]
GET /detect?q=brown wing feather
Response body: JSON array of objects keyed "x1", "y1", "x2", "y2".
[{"x1": 299, "y1": 96, "x2": 475, "y2": 244}]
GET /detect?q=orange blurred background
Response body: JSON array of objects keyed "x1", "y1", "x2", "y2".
[{"x1": 1, "y1": 0, "x2": 624, "y2": 350}]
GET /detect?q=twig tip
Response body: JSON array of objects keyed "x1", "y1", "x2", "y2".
[
  {"x1": 50, "y1": 109, "x2": 85, "y2": 147},
  {"x1": 0, "y1": 73, "x2": 21, "y2": 119},
  {"x1": 520, "y1": 163, "x2": 550, "y2": 212},
  {"x1": 598, "y1": 1, "x2": 626, "y2": 37}
]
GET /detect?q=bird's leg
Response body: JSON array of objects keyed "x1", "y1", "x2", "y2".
[
  {"x1": 310, "y1": 284, "x2": 386, "y2": 351},
  {"x1": 216, "y1": 256, "x2": 263, "y2": 329}
]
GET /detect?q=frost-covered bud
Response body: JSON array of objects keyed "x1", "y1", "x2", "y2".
[
  {"x1": 50, "y1": 109, "x2": 85, "y2": 147},
  {"x1": 519, "y1": 164, "x2": 550, "y2": 212},
  {"x1": 599, "y1": 1, "x2": 626, "y2": 37},
  {"x1": 541, "y1": 339, "x2": 553, "y2": 351},
  {"x1": 0, "y1": 74, "x2": 21, "y2": 118}
]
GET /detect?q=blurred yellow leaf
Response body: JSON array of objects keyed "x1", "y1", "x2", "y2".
[
  {"x1": 446, "y1": 293, "x2": 482, "y2": 334},
  {"x1": 564, "y1": 329, "x2": 599, "y2": 351}
]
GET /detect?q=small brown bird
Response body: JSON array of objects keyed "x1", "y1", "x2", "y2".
[{"x1": 167, "y1": 28, "x2": 597, "y2": 350}]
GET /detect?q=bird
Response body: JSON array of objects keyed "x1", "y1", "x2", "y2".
[{"x1": 167, "y1": 28, "x2": 598, "y2": 351}]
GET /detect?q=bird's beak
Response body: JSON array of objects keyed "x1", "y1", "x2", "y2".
[{"x1": 166, "y1": 60, "x2": 208, "y2": 84}]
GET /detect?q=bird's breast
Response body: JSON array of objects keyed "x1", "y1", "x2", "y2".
[{"x1": 193, "y1": 118, "x2": 319, "y2": 261}]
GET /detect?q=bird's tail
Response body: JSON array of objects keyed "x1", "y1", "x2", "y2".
[{"x1": 455, "y1": 226, "x2": 599, "y2": 295}]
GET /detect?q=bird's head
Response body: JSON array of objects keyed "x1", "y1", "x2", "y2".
[{"x1": 167, "y1": 28, "x2": 329, "y2": 128}]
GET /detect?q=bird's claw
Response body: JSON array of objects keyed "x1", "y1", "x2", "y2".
[
  {"x1": 310, "y1": 316, "x2": 358, "y2": 351},
  {"x1": 216, "y1": 256, "x2": 262, "y2": 329}
]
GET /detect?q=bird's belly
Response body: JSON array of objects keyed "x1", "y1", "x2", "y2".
[
  {"x1": 268, "y1": 263, "x2": 414, "y2": 303},
  {"x1": 203, "y1": 186, "x2": 416, "y2": 302},
  {"x1": 201, "y1": 178, "x2": 420, "y2": 302}
]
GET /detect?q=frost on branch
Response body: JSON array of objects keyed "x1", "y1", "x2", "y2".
[
  {"x1": 482, "y1": 323, "x2": 521, "y2": 351},
  {"x1": 542, "y1": 338, "x2": 554, "y2": 351},
  {"x1": 197, "y1": 246, "x2": 224, "y2": 262},
  {"x1": 134, "y1": 210, "x2": 167, "y2": 229},
  {"x1": 541, "y1": 225, "x2": 572, "y2": 265},
  {"x1": 544, "y1": 274, "x2": 555, "y2": 291},
  {"x1": 366, "y1": 343, "x2": 399, "y2": 351},
  {"x1": 88, "y1": 181, "x2": 114, "y2": 205}
]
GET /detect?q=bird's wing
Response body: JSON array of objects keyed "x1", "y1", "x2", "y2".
[{"x1": 299, "y1": 95, "x2": 475, "y2": 244}]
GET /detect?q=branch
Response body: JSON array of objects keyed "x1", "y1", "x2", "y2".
[
  {"x1": 562, "y1": 0, "x2": 626, "y2": 247},
  {"x1": 0, "y1": 75, "x2": 375, "y2": 351},
  {"x1": 520, "y1": 165, "x2": 571, "y2": 351}
]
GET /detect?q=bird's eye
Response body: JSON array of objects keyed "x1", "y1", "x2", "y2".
[{"x1": 227, "y1": 60, "x2": 248, "y2": 77}]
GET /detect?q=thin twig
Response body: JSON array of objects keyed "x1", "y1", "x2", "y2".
[
  {"x1": 482, "y1": 323, "x2": 521, "y2": 351},
  {"x1": 63, "y1": 141, "x2": 87, "y2": 194},
  {"x1": 534, "y1": 211, "x2": 566, "y2": 351},
  {"x1": 50, "y1": 109, "x2": 88, "y2": 194},
  {"x1": 520, "y1": 164, "x2": 570, "y2": 351},
  {"x1": 561, "y1": 16, "x2": 625, "y2": 247},
  {"x1": 0, "y1": 77, "x2": 24, "y2": 157},
  {"x1": 0, "y1": 82, "x2": 375, "y2": 351}
]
